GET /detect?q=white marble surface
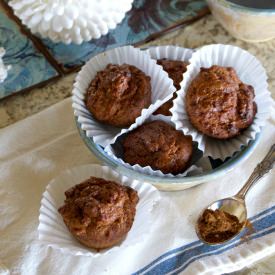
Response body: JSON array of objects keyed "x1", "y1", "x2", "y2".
[{"x1": 0, "y1": 14, "x2": 274, "y2": 274}]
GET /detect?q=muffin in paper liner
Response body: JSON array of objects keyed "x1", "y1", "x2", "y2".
[
  {"x1": 72, "y1": 45, "x2": 175, "y2": 148},
  {"x1": 145, "y1": 45, "x2": 193, "y2": 116},
  {"x1": 104, "y1": 114, "x2": 204, "y2": 178},
  {"x1": 38, "y1": 164, "x2": 160, "y2": 257},
  {"x1": 171, "y1": 44, "x2": 272, "y2": 160}
]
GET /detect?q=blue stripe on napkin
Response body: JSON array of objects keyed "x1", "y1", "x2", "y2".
[{"x1": 134, "y1": 205, "x2": 275, "y2": 275}]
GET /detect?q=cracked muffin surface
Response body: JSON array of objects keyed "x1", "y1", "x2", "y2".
[
  {"x1": 58, "y1": 177, "x2": 139, "y2": 249},
  {"x1": 122, "y1": 120, "x2": 193, "y2": 174},
  {"x1": 86, "y1": 64, "x2": 151, "y2": 127},
  {"x1": 186, "y1": 65, "x2": 257, "y2": 139}
]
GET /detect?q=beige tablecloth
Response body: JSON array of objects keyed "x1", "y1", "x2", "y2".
[{"x1": 0, "y1": 98, "x2": 275, "y2": 275}]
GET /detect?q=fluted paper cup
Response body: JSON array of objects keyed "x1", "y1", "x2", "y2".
[
  {"x1": 38, "y1": 164, "x2": 160, "y2": 257},
  {"x1": 145, "y1": 45, "x2": 193, "y2": 62},
  {"x1": 72, "y1": 45, "x2": 175, "y2": 148},
  {"x1": 9, "y1": 0, "x2": 134, "y2": 44},
  {"x1": 171, "y1": 44, "x2": 272, "y2": 160},
  {"x1": 105, "y1": 115, "x2": 203, "y2": 178},
  {"x1": 146, "y1": 45, "x2": 193, "y2": 115}
]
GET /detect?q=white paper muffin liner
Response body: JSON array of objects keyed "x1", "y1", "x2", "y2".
[
  {"x1": 72, "y1": 45, "x2": 175, "y2": 148},
  {"x1": 171, "y1": 44, "x2": 272, "y2": 160},
  {"x1": 38, "y1": 164, "x2": 160, "y2": 257},
  {"x1": 9, "y1": 0, "x2": 134, "y2": 44},
  {"x1": 145, "y1": 45, "x2": 193, "y2": 63},
  {"x1": 145, "y1": 45, "x2": 193, "y2": 115},
  {"x1": 105, "y1": 115, "x2": 203, "y2": 178}
]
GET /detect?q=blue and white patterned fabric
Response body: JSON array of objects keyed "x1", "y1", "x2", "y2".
[
  {"x1": 134, "y1": 206, "x2": 275, "y2": 274},
  {"x1": 0, "y1": 11, "x2": 58, "y2": 99}
]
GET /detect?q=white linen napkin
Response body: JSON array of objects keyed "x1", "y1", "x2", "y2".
[{"x1": 0, "y1": 98, "x2": 274, "y2": 275}]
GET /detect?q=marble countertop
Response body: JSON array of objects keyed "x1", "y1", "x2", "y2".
[{"x1": 0, "y1": 14, "x2": 274, "y2": 274}]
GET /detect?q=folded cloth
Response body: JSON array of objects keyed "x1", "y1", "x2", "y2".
[{"x1": 0, "y1": 98, "x2": 274, "y2": 275}]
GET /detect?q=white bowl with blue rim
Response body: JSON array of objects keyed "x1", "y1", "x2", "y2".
[
  {"x1": 74, "y1": 45, "x2": 262, "y2": 191},
  {"x1": 76, "y1": 119, "x2": 260, "y2": 191}
]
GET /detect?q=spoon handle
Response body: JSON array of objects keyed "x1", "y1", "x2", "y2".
[{"x1": 236, "y1": 144, "x2": 275, "y2": 199}]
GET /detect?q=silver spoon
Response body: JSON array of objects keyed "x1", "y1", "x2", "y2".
[{"x1": 196, "y1": 144, "x2": 275, "y2": 245}]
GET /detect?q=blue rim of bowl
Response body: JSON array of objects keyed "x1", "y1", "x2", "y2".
[
  {"x1": 76, "y1": 118, "x2": 261, "y2": 185},
  {"x1": 218, "y1": 0, "x2": 275, "y2": 14}
]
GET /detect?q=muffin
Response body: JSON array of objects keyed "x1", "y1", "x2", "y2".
[
  {"x1": 123, "y1": 120, "x2": 193, "y2": 174},
  {"x1": 186, "y1": 65, "x2": 257, "y2": 139},
  {"x1": 86, "y1": 64, "x2": 151, "y2": 127},
  {"x1": 154, "y1": 59, "x2": 188, "y2": 116},
  {"x1": 58, "y1": 177, "x2": 139, "y2": 249}
]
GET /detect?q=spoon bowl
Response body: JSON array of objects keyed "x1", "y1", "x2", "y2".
[
  {"x1": 205, "y1": 197, "x2": 247, "y2": 223},
  {"x1": 196, "y1": 197, "x2": 247, "y2": 245}
]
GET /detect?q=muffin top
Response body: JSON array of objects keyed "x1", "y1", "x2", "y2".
[
  {"x1": 58, "y1": 177, "x2": 139, "y2": 249},
  {"x1": 123, "y1": 120, "x2": 193, "y2": 174},
  {"x1": 154, "y1": 59, "x2": 188, "y2": 116},
  {"x1": 86, "y1": 64, "x2": 151, "y2": 127},
  {"x1": 186, "y1": 65, "x2": 257, "y2": 139}
]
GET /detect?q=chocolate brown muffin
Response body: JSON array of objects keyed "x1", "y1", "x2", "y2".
[
  {"x1": 186, "y1": 65, "x2": 257, "y2": 139},
  {"x1": 154, "y1": 59, "x2": 188, "y2": 116},
  {"x1": 58, "y1": 177, "x2": 139, "y2": 249},
  {"x1": 123, "y1": 120, "x2": 193, "y2": 174},
  {"x1": 86, "y1": 64, "x2": 151, "y2": 127}
]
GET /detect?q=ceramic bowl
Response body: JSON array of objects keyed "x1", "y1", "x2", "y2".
[
  {"x1": 207, "y1": 0, "x2": 275, "y2": 42},
  {"x1": 76, "y1": 119, "x2": 260, "y2": 191}
]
